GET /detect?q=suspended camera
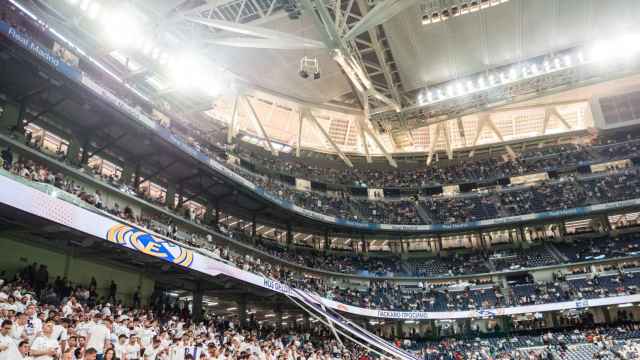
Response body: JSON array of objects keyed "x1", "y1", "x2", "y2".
[{"x1": 299, "y1": 56, "x2": 320, "y2": 80}]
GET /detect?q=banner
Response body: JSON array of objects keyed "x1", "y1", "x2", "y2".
[
  {"x1": 2, "y1": 172, "x2": 640, "y2": 320},
  {"x1": 0, "y1": 21, "x2": 81, "y2": 82}
]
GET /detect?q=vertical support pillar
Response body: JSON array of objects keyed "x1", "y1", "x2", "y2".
[
  {"x1": 238, "y1": 297, "x2": 247, "y2": 330},
  {"x1": 192, "y1": 286, "x2": 204, "y2": 323},
  {"x1": 324, "y1": 230, "x2": 330, "y2": 251},
  {"x1": 275, "y1": 307, "x2": 283, "y2": 331},
  {"x1": 400, "y1": 238, "x2": 409, "y2": 261},
  {"x1": 361, "y1": 236, "x2": 368, "y2": 259},
  {"x1": 133, "y1": 163, "x2": 142, "y2": 191},
  {"x1": 16, "y1": 100, "x2": 26, "y2": 135},
  {"x1": 518, "y1": 227, "x2": 526, "y2": 243},
  {"x1": 165, "y1": 182, "x2": 176, "y2": 208},
  {"x1": 0, "y1": 103, "x2": 20, "y2": 135},
  {"x1": 63, "y1": 241, "x2": 74, "y2": 278},
  {"x1": 214, "y1": 205, "x2": 220, "y2": 228},
  {"x1": 251, "y1": 215, "x2": 257, "y2": 237},
  {"x1": 437, "y1": 236, "x2": 443, "y2": 255},
  {"x1": 395, "y1": 321, "x2": 403, "y2": 338},
  {"x1": 80, "y1": 137, "x2": 90, "y2": 166},
  {"x1": 65, "y1": 136, "x2": 81, "y2": 165},
  {"x1": 286, "y1": 224, "x2": 293, "y2": 246}
]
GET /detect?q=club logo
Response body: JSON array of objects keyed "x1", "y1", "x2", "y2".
[{"x1": 106, "y1": 224, "x2": 193, "y2": 267}]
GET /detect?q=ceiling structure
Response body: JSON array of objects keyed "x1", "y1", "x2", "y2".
[{"x1": 26, "y1": 0, "x2": 640, "y2": 166}]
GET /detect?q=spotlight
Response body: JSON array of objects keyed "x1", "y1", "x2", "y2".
[
  {"x1": 421, "y1": 14, "x2": 431, "y2": 25},
  {"x1": 80, "y1": 0, "x2": 90, "y2": 11},
  {"x1": 299, "y1": 56, "x2": 319, "y2": 80},
  {"x1": 87, "y1": 2, "x2": 100, "y2": 19}
]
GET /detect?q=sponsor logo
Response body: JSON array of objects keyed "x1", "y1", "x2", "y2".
[
  {"x1": 106, "y1": 225, "x2": 193, "y2": 267},
  {"x1": 263, "y1": 278, "x2": 292, "y2": 295}
]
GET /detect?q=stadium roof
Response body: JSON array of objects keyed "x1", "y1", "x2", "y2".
[{"x1": 31, "y1": 0, "x2": 640, "y2": 163}]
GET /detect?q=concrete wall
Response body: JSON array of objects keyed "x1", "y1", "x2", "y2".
[{"x1": 0, "y1": 236, "x2": 154, "y2": 304}]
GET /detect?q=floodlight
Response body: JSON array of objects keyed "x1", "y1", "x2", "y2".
[
  {"x1": 618, "y1": 34, "x2": 640, "y2": 57},
  {"x1": 563, "y1": 54, "x2": 572, "y2": 67},
  {"x1": 87, "y1": 2, "x2": 100, "y2": 19},
  {"x1": 477, "y1": 76, "x2": 486, "y2": 88},
  {"x1": 530, "y1": 63, "x2": 539, "y2": 74},
  {"x1": 589, "y1": 42, "x2": 614, "y2": 61},
  {"x1": 446, "y1": 84, "x2": 454, "y2": 96},
  {"x1": 427, "y1": 91, "x2": 433, "y2": 102},
  {"x1": 103, "y1": 6, "x2": 142, "y2": 48},
  {"x1": 80, "y1": 0, "x2": 90, "y2": 11}
]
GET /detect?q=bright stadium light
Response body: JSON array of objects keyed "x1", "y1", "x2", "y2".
[
  {"x1": 80, "y1": 0, "x2": 90, "y2": 11},
  {"x1": 87, "y1": 2, "x2": 100, "y2": 19},
  {"x1": 168, "y1": 52, "x2": 227, "y2": 96},
  {"x1": 102, "y1": 6, "x2": 142, "y2": 48}
]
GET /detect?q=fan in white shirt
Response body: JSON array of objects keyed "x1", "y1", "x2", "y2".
[
  {"x1": 126, "y1": 336, "x2": 142, "y2": 360},
  {"x1": 86, "y1": 316, "x2": 111, "y2": 356},
  {"x1": 0, "y1": 320, "x2": 21, "y2": 360},
  {"x1": 113, "y1": 334, "x2": 129, "y2": 360},
  {"x1": 30, "y1": 320, "x2": 59, "y2": 360},
  {"x1": 11, "y1": 313, "x2": 28, "y2": 343}
]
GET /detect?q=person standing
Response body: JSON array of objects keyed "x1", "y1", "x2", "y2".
[
  {"x1": 86, "y1": 315, "x2": 111, "y2": 360},
  {"x1": 0, "y1": 320, "x2": 20, "y2": 359},
  {"x1": 30, "y1": 320, "x2": 60, "y2": 360}
]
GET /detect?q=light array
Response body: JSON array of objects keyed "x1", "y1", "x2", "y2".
[
  {"x1": 421, "y1": 0, "x2": 509, "y2": 26},
  {"x1": 65, "y1": 0, "x2": 228, "y2": 96},
  {"x1": 415, "y1": 33, "x2": 640, "y2": 107}
]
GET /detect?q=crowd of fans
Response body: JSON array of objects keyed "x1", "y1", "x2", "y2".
[
  {"x1": 5, "y1": 266, "x2": 640, "y2": 360},
  {"x1": 0, "y1": 267, "x2": 365, "y2": 360}
]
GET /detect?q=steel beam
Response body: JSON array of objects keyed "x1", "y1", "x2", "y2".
[
  {"x1": 352, "y1": 0, "x2": 402, "y2": 107},
  {"x1": 442, "y1": 122, "x2": 453, "y2": 160},
  {"x1": 485, "y1": 115, "x2": 516, "y2": 157},
  {"x1": 549, "y1": 107, "x2": 573, "y2": 130},
  {"x1": 358, "y1": 119, "x2": 371, "y2": 163},
  {"x1": 344, "y1": 0, "x2": 420, "y2": 41},
  {"x1": 362, "y1": 98, "x2": 396, "y2": 167},
  {"x1": 303, "y1": 109, "x2": 353, "y2": 167},
  {"x1": 185, "y1": 16, "x2": 325, "y2": 48},
  {"x1": 426, "y1": 123, "x2": 443, "y2": 165},
  {"x1": 296, "y1": 111, "x2": 304, "y2": 157},
  {"x1": 86, "y1": 132, "x2": 128, "y2": 160},
  {"x1": 241, "y1": 95, "x2": 278, "y2": 156},
  {"x1": 137, "y1": 159, "x2": 181, "y2": 186},
  {"x1": 25, "y1": 97, "x2": 67, "y2": 125},
  {"x1": 227, "y1": 96, "x2": 239, "y2": 144}
]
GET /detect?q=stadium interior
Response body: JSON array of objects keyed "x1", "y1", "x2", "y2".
[{"x1": 3, "y1": 0, "x2": 640, "y2": 359}]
